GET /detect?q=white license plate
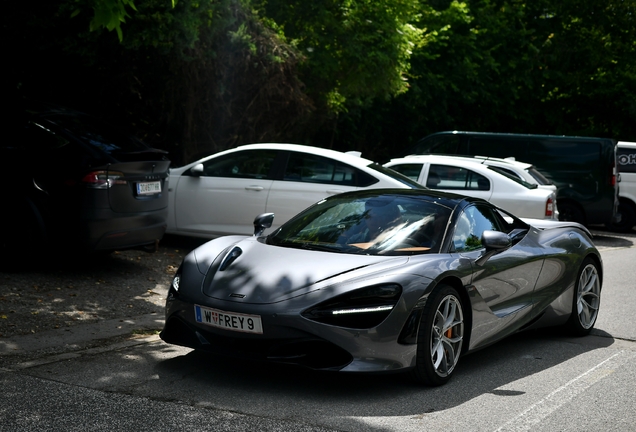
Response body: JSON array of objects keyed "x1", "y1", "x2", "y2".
[
  {"x1": 194, "y1": 305, "x2": 263, "y2": 334},
  {"x1": 137, "y1": 181, "x2": 162, "y2": 195}
]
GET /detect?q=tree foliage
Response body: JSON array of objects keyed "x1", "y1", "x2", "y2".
[{"x1": 5, "y1": 0, "x2": 636, "y2": 164}]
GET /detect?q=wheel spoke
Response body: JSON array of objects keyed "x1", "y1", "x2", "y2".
[
  {"x1": 576, "y1": 263, "x2": 601, "y2": 329},
  {"x1": 429, "y1": 293, "x2": 464, "y2": 377}
]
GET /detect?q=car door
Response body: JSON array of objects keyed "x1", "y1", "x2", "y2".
[
  {"x1": 451, "y1": 204, "x2": 543, "y2": 350},
  {"x1": 173, "y1": 149, "x2": 277, "y2": 236},
  {"x1": 265, "y1": 151, "x2": 363, "y2": 230},
  {"x1": 425, "y1": 164, "x2": 493, "y2": 202}
]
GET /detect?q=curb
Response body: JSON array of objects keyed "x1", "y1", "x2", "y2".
[{"x1": 0, "y1": 313, "x2": 164, "y2": 356}]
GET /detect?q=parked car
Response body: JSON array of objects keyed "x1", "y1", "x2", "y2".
[
  {"x1": 610, "y1": 141, "x2": 636, "y2": 232},
  {"x1": 384, "y1": 155, "x2": 558, "y2": 219},
  {"x1": 1, "y1": 103, "x2": 170, "y2": 262},
  {"x1": 402, "y1": 131, "x2": 619, "y2": 226},
  {"x1": 160, "y1": 188, "x2": 602, "y2": 386},
  {"x1": 166, "y1": 143, "x2": 423, "y2": 238},
  {"x1": 445, "y1": 155, "x2": 556, "y2": 192}
]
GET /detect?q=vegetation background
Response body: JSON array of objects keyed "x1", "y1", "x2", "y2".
[{"x1": 5, "y1": 0, "x2": 636, "y2": 165}]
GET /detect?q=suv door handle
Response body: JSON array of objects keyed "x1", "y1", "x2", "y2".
[{"x1": 245, "y1": 186, "x2": 264, "y2": 191}]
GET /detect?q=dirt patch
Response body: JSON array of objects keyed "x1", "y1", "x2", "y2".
[{"x1": 0, "y1": 235, "x2": 206, "y2": 340}]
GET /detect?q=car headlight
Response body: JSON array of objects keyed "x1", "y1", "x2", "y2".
[
  {"x1": 167, "y1": 265, "x2": 182, "y2": 300},
  {"x1": 301, "y1": 284, "x2": 402, "y2": 329}
]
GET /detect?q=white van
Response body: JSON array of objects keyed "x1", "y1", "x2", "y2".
[{"x1": 613, "y1": 142, "x2": 636, "y2": 232}]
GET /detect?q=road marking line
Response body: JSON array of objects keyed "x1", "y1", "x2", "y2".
[{"x1": 494, "y1": 350, "x2": 632, "y2": 432}]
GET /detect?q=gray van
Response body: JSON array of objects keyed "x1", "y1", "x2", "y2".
[{"x1": 406, "y1": 131, "x2": 619, "y2": 226}]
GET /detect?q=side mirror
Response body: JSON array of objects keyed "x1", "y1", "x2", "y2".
[
  {"x1": 253, "y1": 213, "x2": 275, "y2": 236},
  {"x1": 190, "y1": 163, "x2": 204, "y2": 177},
  {"x1": 482, "y1": 230, "x2": 512, "y2": 251},
  {"x1": 475, "y1": 230, "x2": 511, "y2": 266}
]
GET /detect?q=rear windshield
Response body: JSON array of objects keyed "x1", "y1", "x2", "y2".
[
  {"x1": 527, "y1": 167, "x2": 553, "y2": 185},
  {"x1": 44, "y1": 114, "x2": 151, "y2": 155},
  {"x1": 369, "y1": 163, "x2": 426, "y2": 189},
  {"x1": 487, "y1": 166, "x2": 537, "y2": 189}
]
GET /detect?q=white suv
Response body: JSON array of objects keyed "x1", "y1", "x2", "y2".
[{"x1": 612, "y1": 142, "x2": 636, "y2": 232}]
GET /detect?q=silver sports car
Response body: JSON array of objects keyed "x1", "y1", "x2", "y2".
[{"x1": 160, "y1": 189, "x2": 602, "y2": 386}]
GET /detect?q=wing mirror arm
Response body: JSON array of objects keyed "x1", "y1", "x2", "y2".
[
  {"x1": 253, "y1": 213, "x2": 275, "y2": 236},
  {"x1": 475, "y1": 230, "x2": 512, "y2": 266}
]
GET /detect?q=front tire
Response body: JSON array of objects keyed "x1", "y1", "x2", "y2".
[
  {"x1": 411, "y1": 284, "x2": 465, "y2": 386},
  {"x1": 567, "y1": 258, "x2": 601, "y2": 336}
]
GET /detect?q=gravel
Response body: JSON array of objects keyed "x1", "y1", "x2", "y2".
[{"x1": 0, "y1": 235, "x2": 207, "y2": 359}]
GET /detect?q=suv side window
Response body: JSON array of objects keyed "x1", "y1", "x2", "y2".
[
  {"x1": 430, "y1": 164, "x2": 490, "y2": 191},
  {"x1": 452, "y1": 205, "x2": 503, "y2": 252},
  {"x1": 199, "y1": 150, "x2": 277, "y2": 179}
]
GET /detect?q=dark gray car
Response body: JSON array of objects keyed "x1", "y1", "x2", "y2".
[
  {"x1": 161, "y1": 189, "x2": 602, "y2": 386},
  {"x1": 2, "y1": 104, "x2": 170, "y2": 262}
]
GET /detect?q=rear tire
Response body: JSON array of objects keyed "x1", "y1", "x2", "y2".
[
  {"x1": 411, "y1": 284, "x2": 465, "y2": 386},
  {"x1": 558, "y1": 202, "x2": 586, "y2": 225},
  {"x1": 566, "y1": 257, "x2": 601, "y2": 336}
]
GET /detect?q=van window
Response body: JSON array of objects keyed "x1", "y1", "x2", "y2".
[{"x1": 533, "y1": 141, "x2": 601, "y2": 171}]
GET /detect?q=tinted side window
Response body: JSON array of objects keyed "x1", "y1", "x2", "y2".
[
  {"x1": 430, "y1": 164, "x2": 490, "y2": 191},
  {"x1": 284, "y1": 152, "x2": 372, "y2": 186},
  {"x1": 534, "y1": 141, "x2": 601, "y2": 171},
  {"x1": 452, "y1": 205, "x2": 502, "y2": 252},
  {"x1": 200, "y1": 150, "x2": 277, "y2": 179},
  {"x1": 388, "y1": 163, "x2": 423, "y2": 181},
  {"x1": 618, "y1": 147, "x2": 636, "y2": 173}
]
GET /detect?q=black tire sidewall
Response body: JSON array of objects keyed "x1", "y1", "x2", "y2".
[
  {"x1": 567, "y1": 257, "x2": 601, "y2": 336},
  {"x1": 411, "y1": 284, "x2": 464, "y2": 386}
]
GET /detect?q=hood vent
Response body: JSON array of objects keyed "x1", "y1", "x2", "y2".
[{"x1": 219, "y1": 246, "x2": 242, "y2": 271}]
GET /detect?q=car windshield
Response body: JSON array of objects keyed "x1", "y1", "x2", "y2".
[
  {"x1": 368, "y1": 163, "x2": 426, "y2": 189},
  {"x1": 268, "y1": 193, "x2": 453, "y2": 255}
]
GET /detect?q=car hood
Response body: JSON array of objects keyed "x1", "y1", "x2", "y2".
[{"x1": 196, "y1": 237, "x2": 409, "y2": 304}]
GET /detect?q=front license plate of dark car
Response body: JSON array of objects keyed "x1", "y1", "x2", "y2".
[
  {"x1": 194, "y1": 305, "x2": 263, "y2": 334},
  {"x1": 136, "y1": 181, "x2": 162, "y2": 195}
]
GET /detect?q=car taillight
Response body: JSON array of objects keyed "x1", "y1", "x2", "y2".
[
  {"x1": 545, "y1": 197, "x2": 554, "y2": 217},
  {"x1": 81, "y1": 171, "x2": 127, "y2": 189},
  {"x1": 610, "y1": 162, "x2": 617, "y2": 186}
]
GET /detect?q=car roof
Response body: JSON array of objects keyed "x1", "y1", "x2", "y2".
[
  {"x1": 387, "y1": 154, "x2": 511, "y2": 175},
  {"x1": 399, "y1": 154, "x2": 534, "y2": 170},
  {"x1": 231, "y1": 143, "x2": 376, "y2": 168},
  {"x1": 618, "y1": 141, "x2": 636, "y2": 148},
  {"x1": 330, "y1": 187, "x2": 485, "y2": 209}
]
